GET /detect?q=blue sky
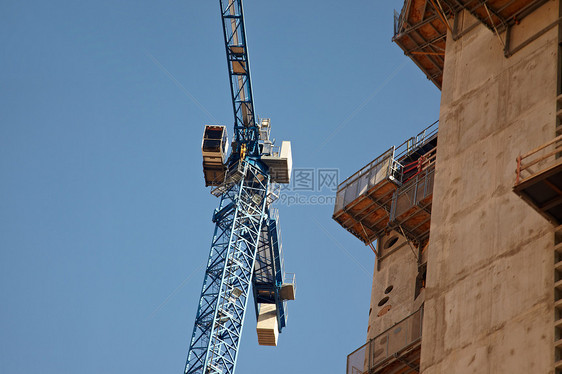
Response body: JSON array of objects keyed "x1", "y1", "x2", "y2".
[{"x1": 0, "y1": 1, "x2": 440, "y2": 373}]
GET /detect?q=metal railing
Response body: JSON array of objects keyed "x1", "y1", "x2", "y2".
[
  {"x1": 282, "y1": 272, "x2": 296, "y2": 323},
  {"x1": 337, "y1": 121, "x2": 438, "y2": 192},
  {"x1": 346, "y1": 307, "x2": 423, "y2": 374},
  {"x1": 393, "y1": 0, "x2": 412, "y2": 36},
  {"x1": 515, "y1": 133, "x2": 562, "y2": 185},
  {"x1": 337, "y1": 147, "x2": 396, "y2": 191},
  {"x1": 283, "y1": 272, "x2": 296, "y2": 290},
  {"x1": 261, "y1": 143, "x2": 281, "y2": 158},
  {"x1": 210, "y1": 161, "x2": 244, "y2": 196},
  {"x1": 267, "y1": 183, "x2": 281, "y2": 205},
  {"x1": 394, "y1": 120, "x2": 438, "y2": 163},
  {"x1": 390, "y1": 155, "x2": 436, "y2": 224}
]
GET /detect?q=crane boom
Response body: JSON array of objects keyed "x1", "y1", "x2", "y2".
[{"x1": 220, "y1": 0, "x2": 259, "y2": 157}]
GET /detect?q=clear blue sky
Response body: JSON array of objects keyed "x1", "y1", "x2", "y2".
[{"x1": 0, "y1": 1, "x2": 440, "y2": 373}]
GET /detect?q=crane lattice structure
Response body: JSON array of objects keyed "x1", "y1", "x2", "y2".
[{"x1": 184, "y1": 1, "x2": 295, "y2": 374}]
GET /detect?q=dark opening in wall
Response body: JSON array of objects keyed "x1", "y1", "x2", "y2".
[
  {"x1": 415, "y1": 263, "x2": 427, "y2": 299},
  {"x1": 559, "y1": 41, "x2": 562, "y2": 95},
  {"x1": 378, "y1": 296, "x2": 389, "y2": 307},
  {"x1": 384, "y1": 285, "x2": 393, "y2": 294},
  {"x1": 384, "y1": 236, "x2": 399, "y2": 249}
]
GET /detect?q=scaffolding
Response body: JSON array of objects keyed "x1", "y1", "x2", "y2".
[
  {"x1": 333, "y1": 121, "x2": 437, "y2": 247},
  {"x1": 442, "y1": 0, "x2": 549, "y2": 32},
  {"x1": 393, "y1": 0, "x2": 552, "y2": 89},
  {"x1": 393, "y1": 0, "x2": 451, "y2": 89}
]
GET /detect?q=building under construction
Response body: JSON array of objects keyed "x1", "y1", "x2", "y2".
[{"x1": 335, "y1": 0, "x2": 562, "y2": 373}]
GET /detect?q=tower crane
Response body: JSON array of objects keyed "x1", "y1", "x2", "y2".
[{"x1": 184, "y1": 1, "x2": 295, "y2": 374}]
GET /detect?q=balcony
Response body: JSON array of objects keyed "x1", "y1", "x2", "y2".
[
  {"x1": 513, "y1": 133, "x2": 562, "y2": 225},
  {"x1": 346, "y1": 308, "x2": 423, "y2": 374}
]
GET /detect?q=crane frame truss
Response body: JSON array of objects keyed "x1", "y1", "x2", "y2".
[
  {"x1": 253, "y1": 208, "x2": 287, "y2": 330},
  {"x1": 220, "y1": 0, "x2": 259, "y2": 156},
  {"x1": 185, "y1": 161, "x2": 270, "y2": 374}
]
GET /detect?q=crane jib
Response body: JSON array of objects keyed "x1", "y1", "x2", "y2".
[{"x1": 220, "y1": 0, "x2": 260, "y2": 156}]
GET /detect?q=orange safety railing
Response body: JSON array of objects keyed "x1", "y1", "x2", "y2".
[
  {"x1": 402, "y1": 147, "x2": 437, "y2": 184},
  {"x1": 515, "y1": 134, "x2": 562, "y2": 185}
]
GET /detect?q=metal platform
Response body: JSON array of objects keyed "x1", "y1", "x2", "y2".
[
  {"x1": 333, "y1": 150, "x2": 401, "y2": 244},
  {"x1": 333, "y1": 121, "x2": 438, "y2": 246},
  {"x1": 514, "y1": 134, "x2": 562, "y2": 225},
  {"x1": 210, "y1": 161, "x2": 244, "y2": 197},
  {"x1": 393, "y1": 0, "x2": 550, "y2": 89},
  {"x1": 393, "y1": 0, "x2": 450, "y2": 89}
]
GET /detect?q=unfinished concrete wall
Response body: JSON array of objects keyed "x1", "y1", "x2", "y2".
[
  {"x1": 421, "y1": 3, "x2": 559, "y2": 373},
  {"x1": 367, "y1": 231, "x2": 420, "y2": 341}
]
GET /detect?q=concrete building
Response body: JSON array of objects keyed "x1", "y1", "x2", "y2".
[{"x1": 335, "y1": 0, "x2": 562, "y2": 373}]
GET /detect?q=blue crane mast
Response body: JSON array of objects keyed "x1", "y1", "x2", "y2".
[{"x1": 184, "y1": 1, "x2": 295, "y2": 374}]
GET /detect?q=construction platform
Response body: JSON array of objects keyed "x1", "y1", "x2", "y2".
[
  {"x1": 441, "y1": 0, "x2": 549, "y2": 31},
  {"x1": 514, "y1": 133, "x2": 562, "y2": 225},
  {"x1": 333, "y1": 121, "x2": 438, "y2": 246},
  {"x1": 393, "y1": 0, "x2": 450, "y2": 88},
  {"x1": 346, "y1": 308, "x2": 423, "y2": 374},
  {"x1": 393, "y1": 0, "x2": 550, "y2": 89}
]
